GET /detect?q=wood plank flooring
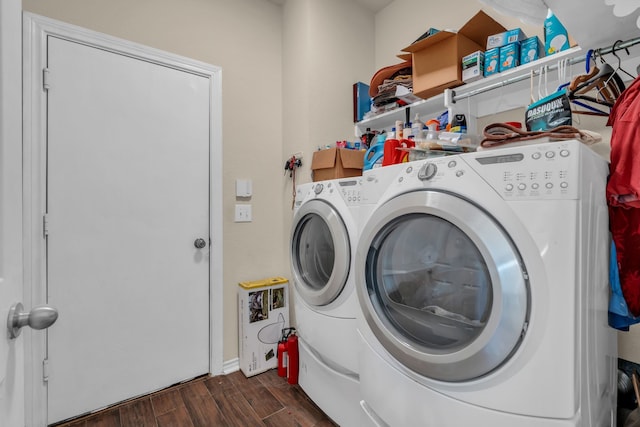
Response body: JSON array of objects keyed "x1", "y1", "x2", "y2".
[{"x1": 52, "y1": 369, "x2": 338, "y2": 427}]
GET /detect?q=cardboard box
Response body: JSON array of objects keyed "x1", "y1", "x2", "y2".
[
  {"x1": 520, "y1": 36, "x2": 543, "y2": 65},
  {"x1": 238, "y1": 276, "x2": 289, "y2": 377},
  {"x1": 484, "y1": 47, "x2": 500, "y2": 77},
  {"x1": 499, "y1": 42, "x2": 520, "y2": 72},
  {"x1": 311, "y1": 147, "x2": 364, "y2": 182},
  {"x1": 486, "y1": 28, "x2": 527, "y2": 49},
  {"x1": 462, "y1": 50, "x2": 484, "y2": 83},
  {"x1": 401, "y1": 11, "x2": 506, "y2": 100}
]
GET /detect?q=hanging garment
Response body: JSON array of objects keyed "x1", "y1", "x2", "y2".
[
  {"x1": 609, "y1": 240, "x2": 640, "y2": 330},
  {"x1": 607, "y1": 76, "x2": 640, "y2": 317}
]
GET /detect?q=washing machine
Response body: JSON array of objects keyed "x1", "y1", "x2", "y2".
[
  {"x1": 355, "y1": 140, "x2": 618, "y2": 426},
  {"x1": 290, "y1": 177, "x2": 363, "y2": 426}
]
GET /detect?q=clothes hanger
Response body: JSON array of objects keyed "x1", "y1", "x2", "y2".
[
  {"x1": 609, "y1": 39, "x2": 636, "y2": 80},
  {"x1": 568, "y1": 51, "x2": 622, "y2": 108}
]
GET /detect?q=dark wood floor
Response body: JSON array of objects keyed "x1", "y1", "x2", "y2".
[{"x1": 52, "y1": 369, "x2": 338, "y2": 427}]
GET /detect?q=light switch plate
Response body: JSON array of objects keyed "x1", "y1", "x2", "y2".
[
  {"x1": 236, "y1": 179, "x2": 252, "y2": 197},
  {"x1": 235, "y1": 204, "x2": 252, "y2": 222}
]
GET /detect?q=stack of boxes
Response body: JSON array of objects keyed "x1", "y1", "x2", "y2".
[{"x1": 462, "y1": 29, "x2": 544, "y2": 82}]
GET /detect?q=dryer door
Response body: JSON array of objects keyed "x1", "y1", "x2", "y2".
[
  {"x1": 291, "y1": 198, "x2": 350, "y2": 307},
  {"x1": 357, "y1": 190, "x2": 529, "y2": 382}
]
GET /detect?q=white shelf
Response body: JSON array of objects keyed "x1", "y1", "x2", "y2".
[{"x1": 356, "y1": 46, "x2": 584, "y2": 136}]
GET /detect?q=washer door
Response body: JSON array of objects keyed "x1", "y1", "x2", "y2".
[
  {"x1": 357, "y1": 190, "x2": 529, "y2": 382},
  {"x1": 291, "y1": 198, "x2": 350, "y2": 307}
]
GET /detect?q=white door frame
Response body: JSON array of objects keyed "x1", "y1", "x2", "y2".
[{"x1": 22, "y1": 13, "x2": 224, "y2": 426}]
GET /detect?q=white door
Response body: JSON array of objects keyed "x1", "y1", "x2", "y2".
[
  {"x1": 45, "y1": 35, "x2": 211, "y2": 424},
  {"x1": 0, "y1": 0, "x2": 26, "y2": 425}
]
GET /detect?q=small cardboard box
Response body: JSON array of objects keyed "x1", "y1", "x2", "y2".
[
  {"x1": 401, "y1": 11, "x2": 506, "y2": 100},
  {"x1": 486, "y1": 28, "x2": 527, "y2": 49},
  {"x1": 462, "y1": 50, "x2": 484, "y2": 83},
  {"x1": 238, "y1": 276, "x2": 289, "y2": 377},
  {"x1": 484, "y1": 47, "x2": 500, "y2": 77},
  {"x1": 311, "y1": 147, "x2": 364, "y2": 182},
  {"x1": 520, "y1": 36, "x2": 543, "y2": 65},
  {"x1": 499, "y1": 42, "x2": 520, "y2": 72}
]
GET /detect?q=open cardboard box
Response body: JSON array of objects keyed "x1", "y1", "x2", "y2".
[
  {"x1": 401, "y1": 10, "x2": 506, "y2": 100},
  {"x1": 311, "y1": 148, "x2": 364, "y2": 182}
]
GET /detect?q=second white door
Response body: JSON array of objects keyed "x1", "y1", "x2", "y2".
[{"x1": 45, "y1": 35, "x2": 211, "y2": 424}]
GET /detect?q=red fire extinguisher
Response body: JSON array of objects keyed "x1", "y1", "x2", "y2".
[
  {"x1": 277, "y1": 327, "x2": 299, "y2": 384},
  {"x1": 286, "y1": 330, "x2": 299, "y2": 385},
  {"x1": 277, "y1": 328, "x2": 293, "y2": 377}
]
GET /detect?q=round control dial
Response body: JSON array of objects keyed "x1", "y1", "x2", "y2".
[{"x1": 418, "y1": 163, "x2": 438, "y2": 181}]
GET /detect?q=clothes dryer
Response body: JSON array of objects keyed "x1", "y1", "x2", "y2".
[
  {"x1": 290, "y1": 177, "x2": 363, "y2": 427},
  {"x1": 355, "y1": 140, "x2": 617, "y2": 426}
]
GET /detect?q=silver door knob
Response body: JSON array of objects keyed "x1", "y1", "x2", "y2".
[
  {"x1": 194, "y1": 238, "x2": 206, "y2": 249},
  {"x1": 7, "y1": 302, "x2": 58, "y2": 339}
]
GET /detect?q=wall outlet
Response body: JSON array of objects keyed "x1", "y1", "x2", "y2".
[{"x1": 235, "y1": 204, "x2": 252, "y2": 222}]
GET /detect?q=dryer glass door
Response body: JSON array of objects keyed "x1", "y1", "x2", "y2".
[
  {"x1": 291, "y1": 199, "x2": 350, "y2": 307},
  {"x1": 358, "y1": 190, "x2": 529, "y2": 382}
]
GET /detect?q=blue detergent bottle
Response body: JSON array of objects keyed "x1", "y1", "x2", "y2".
[{"x1": 364, "y1": 133, "x2": 386, "y2": 170}]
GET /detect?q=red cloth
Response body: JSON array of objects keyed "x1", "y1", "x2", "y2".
[{"x1": 607, "y1": 76, "x2": 640, "y2": 316}]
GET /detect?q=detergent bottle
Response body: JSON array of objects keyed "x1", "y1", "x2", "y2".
[
  {"x1": 382, "y1": 129, "x2": 400, "y2": 166},
  {"x1": 364, "y1": 133, "x2": 386, "y2": 170}
]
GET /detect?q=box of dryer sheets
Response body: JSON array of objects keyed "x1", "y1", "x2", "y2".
[
  {"x1": 311, "y1": 147, "x2": 364, "y2": 182},
  {"x1": 238, "y1": 276, "x2": 289, "y2": 377},
  {"x1": 400, "y1": 10, "x2": 505, "y2": 99}
]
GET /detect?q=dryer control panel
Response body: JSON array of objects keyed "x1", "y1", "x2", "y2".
[{"x1": 463, "y1": 141, "x2": 588, "y2": 200}]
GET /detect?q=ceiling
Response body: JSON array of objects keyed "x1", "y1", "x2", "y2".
[{"x1": 267, "y1": 0, "x2": 394, "y2": 13}]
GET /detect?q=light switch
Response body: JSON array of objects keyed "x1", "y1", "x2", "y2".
[
  {"x1": 236, "y1": 179, "x2": 252, "y2": 197},
  {"x1": 235, "y1": 204, "x2": 252, "y2": 222}
]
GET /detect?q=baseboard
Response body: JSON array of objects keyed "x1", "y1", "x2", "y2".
[{"x1": 222, "y1": 358, "x2": 240, "y2": 374}]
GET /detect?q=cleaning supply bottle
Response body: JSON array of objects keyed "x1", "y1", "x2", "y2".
[
  {"x1": 450, "y1": 114, "x2": 467, "y2": 133},
  {"x1": 544, "y1": 9, "x2": 569, "y2": 55},
  {"x1": 383, "y1": 131, "x2": 400, "y2": 166},
  {"x1": 412, "y1": 113, "x2": 423, "y2": 139}
]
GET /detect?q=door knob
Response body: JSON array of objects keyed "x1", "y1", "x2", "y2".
[
  {"x1": 7, "y1": 302, "x2": 58, "y2": 339},
  {"x1": 194, "y1": 238, "x2": 206, "y2": 249}
]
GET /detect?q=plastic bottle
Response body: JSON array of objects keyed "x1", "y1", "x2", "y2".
[
  {"x1": 404, "y1": 122, "x2": 412, "y2": 140},
  {"x1": 450, "y1": 114, "x2": 467, "y2": 133},
  {"x1": 411, "y1": 114, "x2": 423, "y2": 139}
]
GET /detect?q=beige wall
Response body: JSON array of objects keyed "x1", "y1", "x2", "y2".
[
  {"x1": 22, "y1": 0, "x2": 376, "y2": 365},
  {"x1": 22, "y1": 0, "x2": 286, "y2": 363},
  {"x1": 23, "y1": 0, "x2": 639, "y2": 367}
]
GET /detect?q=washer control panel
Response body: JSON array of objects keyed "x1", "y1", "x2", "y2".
[{"x1": 336, "y1": 178, "x2": 362, "y2": 205}]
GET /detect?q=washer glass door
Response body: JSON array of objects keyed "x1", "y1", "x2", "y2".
[
  {"x1": 358, "y1": 190, "x2": 529, "y2": 382},
  {"x1": 291, "y1": 199, "x2": 350, "y2": 307}
]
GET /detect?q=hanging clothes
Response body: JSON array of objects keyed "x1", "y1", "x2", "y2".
[{"x1": 607, "y1": 75, "x2": 640, "y2": 317}]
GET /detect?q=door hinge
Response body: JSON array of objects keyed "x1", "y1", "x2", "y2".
[
  {"x1": 43, "y1": 213, "x2": 49, "y2": 238},
  {"x1": 43, "y1": 68, "x2": 50, "y2": 91},
  {"x1": 43, "y1": 358, "x2": 49, "y2": 382}
]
